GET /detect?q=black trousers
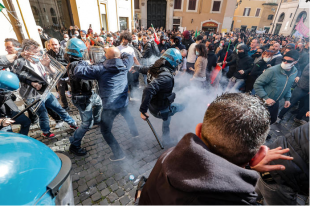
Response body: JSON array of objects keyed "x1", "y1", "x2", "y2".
[
  {"x1": 268, "y1": 101, "x2": 279, "y2": 124},
  {"x1": 57, "y1": 79, "x2": 69, "y2": 108}
]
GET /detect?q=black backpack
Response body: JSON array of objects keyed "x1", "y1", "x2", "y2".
[{"x1": 151, "y1": 41, "x2": 161, "y2": 57}]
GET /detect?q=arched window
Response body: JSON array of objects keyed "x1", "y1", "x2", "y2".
[
  {"x1": 267, "y1": 14, "x2": 274, "y2": 20},
  {"x1": 296, "y1": 11, "x2": 307, "y2": 23},
  {"x1": 50, "y1": 8, "x2": 56, "y2": 16},
  {"x1": 278, "y1": 13, "x2": 285, "y2": 22},
  {"x1": 31, "y1": 6, "x2": 39, "y2": 15}
]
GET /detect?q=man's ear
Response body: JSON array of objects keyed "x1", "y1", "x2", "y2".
[
  {"x1": 249, "y1": 145, "x2": 269, "y2": 167},
  {"x1": 195, "y1": 123, "x2": 202, "y2": 139}
]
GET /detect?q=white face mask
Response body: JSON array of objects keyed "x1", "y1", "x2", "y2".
[
  {"x1": 75, "y1": 33, "x2": 79, "y2": 36},
  {"x1": 81, "y1": 36, "x2": 86, "y2": 40},
  {"x1": 281, "y1": 62, "x2": 294, "y2": 71},
  {"x1": 263, "y1": 57, "x2": 271, "y2": 62},
  {"x1": 64, "y1": 37, "x2": 69, "y2": 41}
]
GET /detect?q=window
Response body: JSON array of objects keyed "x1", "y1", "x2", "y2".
[
  {"x1": 119, "y1": 17, "x2": 128, "y2": 31},
  {"x1": 174, "y1": 0, "x2": 182, "y2": 10},
  {"x1": 134, "y1": 0, "x2": 140, "y2": 9},
  {"x1": 212, "y1": 1, "x2": 221, "y2": 12},
  {"x1": 188, "y1": 0, "x2": 197, "y2": 10},
  {"x1": 267, "y1": 15, "x2": 274, "y2": 20},
  {"x1": 173, "y1": 17, "x2": 181, "y2": 30},
  {"x1": 243, "y1": 8, "x2": 251, "y2": 16},
  {"x1": 290, "y1": 13, "x2": 292, "y2": 18},
  {"x1": 255, "y1": 8, "x2": 261, "y2": 17},
  {"x1": 278, "y1": 13, "x2": 285, "y2": 22}
]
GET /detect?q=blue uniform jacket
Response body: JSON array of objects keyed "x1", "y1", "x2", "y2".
[{"x1": 74, "y1": 53, "x2": 133, "y2": 110}]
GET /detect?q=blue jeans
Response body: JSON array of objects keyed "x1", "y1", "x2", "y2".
[
  {"x1": 255, "y1": 177, "x2": 307, "y2": 205},
  {"x1": 150, "y1": 103, "x2": 185, "y2": 139},
  {"x1": 278, "y1": 86, "x2": 308, "y2": 119},
  {"x1": 226, "y1": 78, "x2": 245, "y2": 92},
  {"x1": 35, "y1": 93, "x2": 76, "y2": 133},
  {"x1": 69, "y1": 93, "x2": 102, "y2": 147},
  {"x1": 100, "y1": 106, "x2": 138, "y2": 155}
]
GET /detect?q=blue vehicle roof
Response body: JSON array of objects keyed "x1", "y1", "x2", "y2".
[{"x1": 0, "y1": 132, "x2": 61, "y2": 205}]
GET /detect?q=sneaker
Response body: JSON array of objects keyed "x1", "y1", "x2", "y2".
[
  {"x1": 109, "y1": 153, "x2": 126, "y2": 161},
  {"x1": 42, "y1": 132, "x2": 55, "y2": 138},
  {"x1": 69, "y1": 144, "x2": 87, "y2": 156},
  {"x1": 70, "y1": 122, "x2": 78, "y2": 130},
  {"x1": 294, "y1": 118, "x2": 307, "y2": 125},
  {"x1": 275, "y1": 117, "x2": 282, "y2": 124},
  {"x1": 66, "y1": 91, "x2": 72, "y2": 98},
  {"x1": 55, "y1": 121, "x2": 64, "y2": 129}
]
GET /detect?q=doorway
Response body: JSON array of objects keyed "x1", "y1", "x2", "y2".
[
  {"x1": 147, "y1": 0, "x2": 166, "y2": 29},
  {"x1": 274, "y1": 24, "x2": 282, "y2": 35}
]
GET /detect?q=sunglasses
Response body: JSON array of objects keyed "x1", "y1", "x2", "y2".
[{"x1": 282, "y1": 59, "x2": 294, "y2": 63}]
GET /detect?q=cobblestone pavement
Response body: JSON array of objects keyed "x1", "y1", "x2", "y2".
[{"x1": 12, "y1": 94, "x2": 305, "y2": 205}]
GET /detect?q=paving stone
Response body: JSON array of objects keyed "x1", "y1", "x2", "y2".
[
  {"x1": 87, "y1": 179, "x2": 97, "y2": 187},
  {"x1": 112, "y1": 200, "x2": 120, "y2": 205},
  {"x1": 96, "y1": 174, "x2": 106, "y2": 183},
  {"x1": 82, "y1": 198, "x2": 92, "y2": 205},
  {"x1": 128, "y1": 189, "x2": 136, "y2": 198},
  {"x1": 99, "y1": 199, "x2": 109, "y2": 205},
  {"x1": 107, "y1": 193, "x2": 118, "y2": 202},
  {"x1": 72, "y1": 182, "x2": 78, "y2": 190},
  {"x1": 114, "y1": 173, "x2": 123, "y2": 181},
  {"x1": 118, "y1": 179, "x2": 126, "y2": 187},
  {"x1": 120, "y1": 196, "x2": 131, "y2": 205},
  {"x1": 78, "y1": 178, "x2": 86, "y2": 186},
  {"x1": 124, "y1": 182, "x2": 134, "y2": 191},
  {"x1": 91, "y1": 192, "x2": 102, "y2": 202},
  {"x1": 106, "y1": 177, "x2": 116, "y2": 186},
  {"x1": 115, "y1": 188, "x2": 125, "y2": 197},
  {"x1": 78, "y1": 185, "x2": 88, "y2": 193},
  {"x1": 110, "y1": 183, "x2": 119, "y2": 192},
  {"x1": 101, "y1": 188, "x2": 111, "y2": 197},
  {"x1": 79, "y1": 192, "x2": 90, "y2": 202},
  {"x1": 97, "y1": 182, "x2": 107, "y2": 191}
]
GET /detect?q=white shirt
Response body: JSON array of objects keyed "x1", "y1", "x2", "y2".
[
  {"x1": 117, "y1": 44, "x2": 136, "y2": 57},
  {"x1": 187, "y1": 42, "x2": 197, "y2": 63}
]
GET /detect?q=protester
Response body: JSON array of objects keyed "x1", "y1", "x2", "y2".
[
  {"x1": 186, "y1": 35, "x2": 203, "y2": 75},
  {"x1": 189, "y1": 44, "x2": 208, "y2": 87},
  {"x1": 254, "y1": 50, "x2": 299, "y2": 124},
  {"x1": 181, "y1": 30, "x2": 194, "y2": 50},
  {"x1": 60, "y1": 34, "x2": 69, "y2": 49}
]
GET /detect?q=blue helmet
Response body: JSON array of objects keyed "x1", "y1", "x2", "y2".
[
  {"x1": 161, "y1": 48, "x2": 183, "y2": 69},
  {"x1": 0, "y1": 71, "x2": 19, "y2": 91},
  {"x1": 65, "y1": 38, "x2": 87, "y2": 58}
]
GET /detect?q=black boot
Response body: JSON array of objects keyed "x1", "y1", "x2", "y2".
[{"x1": 69, "y1": 144, "x2": 87, "y2": 156}]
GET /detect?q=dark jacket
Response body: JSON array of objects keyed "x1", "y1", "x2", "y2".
[
  {"x1": 47, "y1": 48, "x2": 68, "y2": 78},
  {"x1": 74, "y1": 53, "x2": 133, "y2": 110},
  {"x1": 182, "y1": 37, "x2": 195, "y2": 50},
  {"x1": 268, "y1": 51, "x2": 282, "y2": 66},
  {"x1": 298, "y1": 50, "x2": 309, "y2": 73},
  {"x1": 217, "y1": 48, "x2": 232, "y2": 63},
  {"x1": 158, "y1": 42, "x2": 169, "y2": 52},
  {"x1": 139, "y1": 133, "x2": 259, "y2": 205},
  {"x1": 249, "y1": 59, "x2": 268, "y2": 77},
  {"x1": 206, "y1": 50, "x2": 217, "y2": 72},
  {"x1": 254, "y1": 64, "x2": 297, "y2": 101},
  {"x1": 171, "y1": 37, "x2": 186, "y2": 50},
  {"x1": 135, "y1": 59, "x2": 175, "y2": 114},
  {"x1": 67, "y1": 61, "x2": 93, "y2": 96},
  {"x1": 297, "y1": 64, "x2": 309, "y2": 92},
  {"x1": 226, "y1": 51, "x2": 238, "y2": 78},
  {"x1": 268, "y1": 123, "x2": 309, "y2": 195},
  {"x1": 229, "y1": 53, "x2": 254, "y2": 79},
  {"x1": 142, "y1": 42, "x2": 153, "y2": 59}
]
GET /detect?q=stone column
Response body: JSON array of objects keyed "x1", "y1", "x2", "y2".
[
  {"x1": 141, "y1": 0, "x2": 147, "y2": 29},
  {"x1": 166, "y1": 0, "x2": 174, "y2": 30}
]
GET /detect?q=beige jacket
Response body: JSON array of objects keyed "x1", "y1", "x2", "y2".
[{"x1": 194, "y1": 56, "x2": 208, "y2": 78}]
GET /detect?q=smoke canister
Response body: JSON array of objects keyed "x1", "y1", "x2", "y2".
[{"x1": 129, "y1": 175, "x2": 135, "y2": 181}]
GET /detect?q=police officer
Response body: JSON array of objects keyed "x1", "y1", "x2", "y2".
[
  {"x1": 132, "y1": 48, "x2": 185, "y2": 145},
  {"x1": 65, "y1": 38, "x2": 102, "y2": 156}
]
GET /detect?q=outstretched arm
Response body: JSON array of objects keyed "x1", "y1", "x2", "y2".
[{"x1": 74, "y1": 61, "x2": 101, "y2": 80}]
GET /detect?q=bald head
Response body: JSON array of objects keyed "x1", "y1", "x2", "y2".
[
  {"x1": 105, "y1": 47, "x2": 121, "y2": 59},
  {"x1": 273, "y1": 43, "x2": 280, "y2": 52},
  {"x1": 49, "y1": 38, "x2": 60, "y2": 53}
]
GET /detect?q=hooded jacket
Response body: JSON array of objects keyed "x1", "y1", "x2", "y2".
[
  {"x1": 254, "y1": 64, "x2": 297, "y2": 102},
  {"x1": 268, "y1": 123, "x2": 309, "y2": 196},
  {"x1": 139, "y1": 133, "x2": 259, "y2": 205},
  {"x1": 74, "y1": 53, "x2": 133, "y2": 110},
  {"x1": 297, "y1": 64, "x2": 309, "y2": 92},
  {"x1": 229, "y1": 52, "x2": 254, "y2": 79},
  {"x1": 182, "y1": 33, "x2": 195, "y2": 50}
]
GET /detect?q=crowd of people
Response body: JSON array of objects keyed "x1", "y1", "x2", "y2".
[{"x1": 0, "y1": 23, "x2": 309, "y2": 205}]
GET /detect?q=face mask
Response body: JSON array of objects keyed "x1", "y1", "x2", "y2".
[
  {"x1": 98, "y1": 41, "x2": 104, "y2": 45},
  {"x1": 64, "y1": 37, "x2": 69, "y2": 41},
  {"x1": 195, "y1": 51, "x2": 199, "y2": 56},
  {"x1": 75, "y1": 33, "x2": 79, "y2": 36},
  {"x1": 263, "y1": 57, "x2": 271, "y2": 62},
  {"x1": 238, "y1": 51, "x2": 246, "y2": 58},
  {"x1": 31, "y1": 56, "x2": 41, "y2": 63},
  {"x1": 81, "y1": 36, "x2": 86, "y2": 40},
  {"x1": 162, "y1": 41, "x2": 166, "y2": 44},
  {"x1": 133, "y1": 39, "x2": 138, "y2": 43},
  {"x1": 281, "y1": 62, "x2": 294, "y2": 71},
  {"x1": 236, "y1": 49, "x2": 238, "y2": 54},
  {"x1": 14, "y1": 47, "x2": 22, "y2": 51}
]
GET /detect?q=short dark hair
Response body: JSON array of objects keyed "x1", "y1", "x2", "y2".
[
  {"x1": 201, "y1": 93, "x2": 270, "y2": 166},
  {"x1": 5, "y1": 38, "x2": 21, "y2": 47},
  {"x1": 106, "y1": 34, "x2": 113, "y2": 38},
  {"x1": 22, "y1": 39, "x2": 40, "y2": 51},
  {"x1": 208, "y1": 44, "x2": 215, "y2": 51},
  {"x1": 120, "y1": 32, "x2": 132, "y2": 43},
  {"x1": 196, "y1": 35, "x2": 203, "y2": 41},
  {"x1": 195, "y1": 43, "x2": 207, "y2": 58}
]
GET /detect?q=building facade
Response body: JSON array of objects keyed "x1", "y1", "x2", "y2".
[
  {"x1": 232, "y1": 0, "x2": 279, "y2": 33},
  {"x1": 0, "y1": 0, "x2": 135, "y2": 54},
  {"x1": 134, "y1": 0, "x2": 236, "y2": 33},
  {"x1": 269, "y1": 0, "x2": 309, "y2": 35}
]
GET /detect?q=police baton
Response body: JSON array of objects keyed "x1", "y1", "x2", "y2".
[
  {"x1": 11, "y1": 99, "x2": 40, "y2": 120},
  {"x1": 142, "y1": 113, "x2": 164, "y2": 149}
]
